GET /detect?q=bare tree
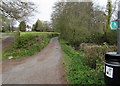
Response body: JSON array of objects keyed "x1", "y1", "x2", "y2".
[{"x1": 0, "y1": 0, "x2": 36, "y2": 22}]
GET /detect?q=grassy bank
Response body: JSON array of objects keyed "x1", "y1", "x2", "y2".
[
  {"x1": 2, "y1": 32, "x2": 57, "y2": 60},
  {"x1": 60, "y1": 40, "x2": 105, "y2": 85}
]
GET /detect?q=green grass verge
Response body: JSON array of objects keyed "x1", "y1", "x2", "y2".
[
  {"x1": 2, "y1": 33, "x2": 52, "y2": 60},
  {"x1": 60, "y1": 40, "x2": 105, "y2": 85},
  {"x1": 0, "y1": 32, "x2": 58, "y2": 37},
  {"x1": 20, "y1": 32, "x2": 58, "y2": 36},
  {"x1": 0, "y1": 32, "x2": 18, "y2": 37}
]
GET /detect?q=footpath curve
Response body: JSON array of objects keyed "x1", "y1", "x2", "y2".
[{"x1": 2, "y1": 37, "x2": 66, "y2": 84}]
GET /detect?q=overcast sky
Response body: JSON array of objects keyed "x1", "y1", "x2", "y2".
[
  {"x1": 23, "y1": 0, "x2": 116, "y2": 26},
  {"x1": 27, "y1": 0, "x2": 58, "y2": 25},
  {"x1": 28, "y1": 0, "x2": 108, "y2": 25}
]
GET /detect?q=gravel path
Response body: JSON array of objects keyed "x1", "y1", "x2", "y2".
[{"x1": 1, "y1": 37, "x2": 66, "y2": 84}]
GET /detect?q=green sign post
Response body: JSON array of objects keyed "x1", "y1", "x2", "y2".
[
  {"x1": 104, "y1": 3, "x2": 120, "y2": 85},
  {"x1": 110, "y1": 21, "x2": 119, "y2": 30}
]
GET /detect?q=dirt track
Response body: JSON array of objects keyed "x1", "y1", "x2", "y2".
[{"x1": 1, "y1": 37, "x2": 66, "y2": 84}]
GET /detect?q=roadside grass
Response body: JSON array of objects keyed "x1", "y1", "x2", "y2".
[
  {"x1": 60, "y1": 40, "x2": 105, "y2": 85},
  {"x1": 20, "y1": 32, "x2": 58, "y2": 36},
  {"x1": 0, "y1": 32, "x2": 18, "y2": 37},
  {"x1": 2, "y1": 32, "x2": 56, "y2": 60},
  {"x1": 0, "y1": 32, "x2": 58, "y2": 37}
]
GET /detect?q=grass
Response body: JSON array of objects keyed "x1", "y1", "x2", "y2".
[
  {"x1": 0, "y1": 32, "x2": 58, "y2": 36},
  {"x1": 2, "y1": 32, "x2": 56, "y2": 60},
  {"x1": 0, "y1": 32, "x2": 18, "y2": 37},
  {"x1": 20, "y1": 32, "x2": 58, "y2": 35},
  {"x1": 60, "y1": 40, "x2": 105, "y2": 85}
]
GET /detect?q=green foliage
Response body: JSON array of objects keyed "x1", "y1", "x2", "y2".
[
  {"x1": 87, "y1": 30, "x2": 117, "y2": 45},
  {"x1": 1, "y1": 14, "x2": 14, "y2": 32},
  {"x1": 52, "y1": 1, "x2": 117, "y2": 46},
  {"x1": 86, "y1": 32, "x2": 104, "y2": 44},
  {"x1": 32, "y1": 24, "x2": 35, "y2": 31},
  {"x1": 33, "y1": 20, "x2": 39, "y2": 31},
  {"x1": 1, "y1": 27, "x2": 9, "y2": 32},
  {"x1": 52, "y1": 2, "x2": 108, "y2": 46},
  {"x1": 2, "y1": 33, "x2": 53, "y2": 60},
  {"x1": 79, "y1": 43, "x2": 117, "y2": 68},
  {"x1": 19, "y1": 21, "x2": 26, "y2": 32},
  {"x1": 20, "y1": 32, "x2": 59, "y2": 36},
  {"x1": 32, "y1": 20, "x2": 52, "y2": 32},
  {"x1": 60, "y1": 40, "x2": 105, "y2": 85},
  {"x1": 0, "y1": 32, "x2": 18, "y2": 37},
  {"x1": 105, "y1": 30, "x2": 117, "y2": 45},
  {"x1": 33, "y1": 19, "x2": 44, "y2": 31},
  {"x1": 13, "y1": 34, "x2": 35, "y2": 49}
]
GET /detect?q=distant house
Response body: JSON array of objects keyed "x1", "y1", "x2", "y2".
[{"x1": 26, "y1": 25, "x2": 32, "y2": 31}]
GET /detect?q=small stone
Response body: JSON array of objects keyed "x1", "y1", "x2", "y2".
[{"x1": 8, "y1": 56, "x2": 13, "y2": 59}]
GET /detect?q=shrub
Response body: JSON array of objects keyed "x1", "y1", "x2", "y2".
[
  {"x1": 13, "y1": 34, "x2": 35, "y2": 49},
  {"x1": 86, "y1": 32, "x2": 104, "y2": 44},
  {"x1": 79, "y1": 43, "x2": 117, "y2": 68},
  {"x1": 3, "y1": 33, "x2": 51, "y2": 60},
  {"x1": 106, "y1": 30, "x2": 117, "y2": 45}
]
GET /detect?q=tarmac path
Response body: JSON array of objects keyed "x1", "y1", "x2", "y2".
[{"x1": 1, "y1": 37, "x2": 66, "y2": 84}]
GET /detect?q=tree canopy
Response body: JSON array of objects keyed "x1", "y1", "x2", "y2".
[
  {"x1": 19, "y1": 21, "x2": 26, "y2": 32},
  {"x1": 52, "y1": 2, "x2": 106, "y2": 45},
  {"x1": 1, "y1": 0, "x2": 36, "y2": 22}
]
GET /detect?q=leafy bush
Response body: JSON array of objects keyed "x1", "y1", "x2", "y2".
[
  {"x1": 13, "y1": 34, "x2": 35, "y2": 49},
  {"x1": 106, "y1": 30, "x2": 117, "y2": 45},
  {"x1": 87, "y1": 31, "x2": 117, "y2": 45},
  {"x1": 60, "y1": 40, "x2": 105, "y2": 85},
  {"x1": 2, "y1": 33, "x2": 51, "y2": 60},
  {"x1": 79, "y1": 43, "x2": 117, "y2": 68},
  {"x1": 86, "y1": 32, "x2": 104, "y2": 44}
]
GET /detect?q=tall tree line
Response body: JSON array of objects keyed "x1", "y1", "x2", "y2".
[
  {"x1": 32, "y1": 19, "x2": 53, "y2": 32},
  {"x1": 52, "y1": 1, "x2": 106, "y2": 46}
]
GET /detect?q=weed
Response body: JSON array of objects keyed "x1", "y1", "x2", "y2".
[
  {"x1": 2, "y1": 33, "x2": 51, "y2": 60},
  {"x1": 60, "y1": 40, "x2": 105, "y2": 85}
]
